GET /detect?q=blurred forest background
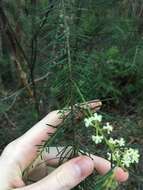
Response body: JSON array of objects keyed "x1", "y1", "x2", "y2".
[{"x1": 0, "y1": 0, "x2": 143, "y2": 189}]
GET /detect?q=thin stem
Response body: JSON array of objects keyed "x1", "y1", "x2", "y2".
[{"x1": 62, "y1": 0, "x2": 77, "y2": 156}]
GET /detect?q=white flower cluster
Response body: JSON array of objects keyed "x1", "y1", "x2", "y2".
[
  {"x1": 108, "y1": 137, "x2": 140, "y2": 167},
  {"x1": 92, "y1": 135, "x2": 103, "y2": 144},
  {"x1": 103, "y1": 122, "x2": 113, "y2": 134},
  {"x1": 109, "y1": 137, "x2": 125, "y2": 147},
  {"x1": 84, "y1": 113, "x2": 113, "y2": 144},
  {"x1": 84, "y1": 113, "x2": 102, "y2": 127},
  {"x1": 84, "y1": 112, "x2": 140, "y2": 168},
  {"x1": 107, "y1": 148, "x2": 140, "y2": 168},
  {"x1": 121, "y1": 148, "x2": 140, "y2": 167}
]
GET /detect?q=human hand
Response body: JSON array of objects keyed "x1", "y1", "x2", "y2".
[{"x1": 0, "y1": 101, "x2": 128, "y2": 190}]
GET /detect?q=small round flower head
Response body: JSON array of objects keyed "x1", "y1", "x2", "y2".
[
  {"x1": 84, "y1": 118, "x2": 91, "y2": 127},
  {"x1": 126, "y1": 148, "x2": 140, "y2": 164},
  {"x1": 109, "y1": 137, "x2": 125, "y2": 147},
  {"x1": 130, "y1": 149, "x2": 140, "y2": 163},
  {"x1": 84, "y1": 117, "x2": 94, "y2": 127},
  {"x1": 120, "y1": 148, "x2": 140, "y2": 167},
  {"x1": 116, "y1": 138, "x2": 125, "y2": 147},
  {"x1": 109, "y1": 138, "x2": 117, "y2": 145},
  {"x1": 92, "y1": 135, "x2": 103, "y2": 144},
  {"x1": 103, "y1": 122, "x2": 113, "y2": 134},
  {"x1": 93, "y1": 113, "x2": 102, "y2": 122},
  {"x1": 84, "y1": 113, "x2": 102, "y2": 127}
]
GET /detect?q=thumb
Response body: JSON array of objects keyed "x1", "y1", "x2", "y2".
[{"x1": 16, "y1": 156, "x2": 94, "y2": 190}]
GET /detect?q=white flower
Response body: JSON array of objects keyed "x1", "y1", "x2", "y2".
[
  {"x1": 109, "y1": 138, "x2": 117, "y2": 145},
  {"x1": 84, "y1": 117, "x2": 94, "y2": 127},
  {"x1": 131, "y1": 149, "x2": 140, "y2": 163},
  {"x1": 107, "y1": 147, "x2": 140, "y2": 168},
  {"x1": 93, "y1": 113, "x2": 102, "y2": 122},
  {"x1": 84, "y1": 118, "x2": 91, "y2": 127},
  {"x1": 103, "y1": 122, "x2": 113, "y2": 134},
  {"x1": 127, "y1": 148, "x2": 140, "y2": 163},
  {"x1": 84, "y1": 113, "x2": 102, "y2": 127},
  {"x1": 108, "y1": 137, "x2": 125, "y2": 147},
  {"x1": 121, "y1": 148, "x2": 140, "y2": 167},
  {"x1": 92, "y1": 135, "x2": 103, "y2": 144},
  {"x1": 116, "y1": 138, "x2": 125, "y2": 147}
]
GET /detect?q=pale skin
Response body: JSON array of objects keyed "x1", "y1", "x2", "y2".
[{"x1": 0, "y1": 102, "x2": 128, "y2": 190}]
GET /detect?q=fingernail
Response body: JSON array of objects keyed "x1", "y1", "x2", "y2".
[{"x1": 72, "y1": 156, "x2": 94, "y2": 179}]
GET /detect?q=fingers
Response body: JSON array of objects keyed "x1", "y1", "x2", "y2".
[
  {"x1": 78, "y1": 99, "x2": 102, "y2": 111},
  {"x1": 2, "y1": 100, "x2": 101, "y2": 171},
  {"x1": 37, "y1": 146, "x2": 73, "y2": 167},
  {"x1": 91, "y1": 155, "x2": 129, "y2": 182},
  {"x1": 114, "y1": 167, "x2": 129, "y2": 182},
  {"x1": 16, "y1": 155, "x2": 128, "y2": 190},
  {"x1": 25, "y1": 147, "x2": 73, "y2": 182},
  {"x1": 26, "y1": 148, "x2": 128, "y2": 184},
  {"x1": 91, "y1": 155, "x2": 111, "y2": 174},
  {"x1": 15, "y1": 156, "x2": 94, "y2": 190}
]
